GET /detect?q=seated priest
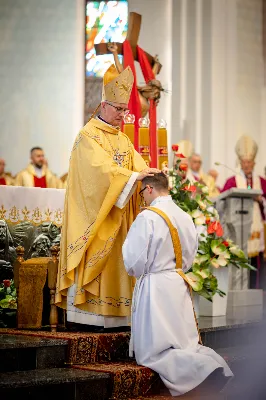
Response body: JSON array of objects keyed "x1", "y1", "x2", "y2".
[
  {"x1": 187, "y1": 152, "x2": 220, "y2": 199},
  {"x1": 15, "y1": 147, "x2": 63, "y2": 188},
  {"x1": 222, "y1": 135, "x2": 266, "y2": 289},
  {"x1": 0, "y1": 158, "x2": 14, "y2": 186}
]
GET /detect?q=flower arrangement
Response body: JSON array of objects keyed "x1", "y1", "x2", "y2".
[
  {"x1": 0, "y1": 279, "x2": 17, "y2": 328},
  {"x1": 169, "y1": 146, "x2": 255, "y2": 301},
  {"x1": 0, "y1": 279, "x2": 17, "y2": 309}
]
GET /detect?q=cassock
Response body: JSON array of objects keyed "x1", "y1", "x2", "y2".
[
  {"x1": 55, "y1": 117, "x2": 147, "y2": 328},
  {"x1": 14, "y1": 164, "x2": 63, "y2": 188},
  {"x1": 123, "y1": 196, "x2": 233, "y2": 396},
  {"x1": 222, "y1": 172, "x2": 266, "y2": 258}
]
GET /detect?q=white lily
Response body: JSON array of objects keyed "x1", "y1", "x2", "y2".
[
  {"x1": 219, "y1": 250, "x2": 231, "y2": 259},
  {"x1": 194, "y1": 254, "x2": 209, "y2": 265},
  {"x1": 216, "y1": 255, "x2": 229, "y2": 267},
  {"x1": 202, "y1": 186, "x2": 209, "y2": 194},
  {"x1": 191, "y1": 209, "x2": 206, "y2": 225},
  {"x1": 210, "y1": 258, "x2": 220, "y2": 268},
  {"x1": 229, "y1": 246, "x2": 245, "y2": 259},
  {"x1": 185, "y1": 272, "x2": 203, "y2": 291}
]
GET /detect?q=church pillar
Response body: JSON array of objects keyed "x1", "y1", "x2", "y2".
[{"x1": 210, "y1": 0, "x2": 237, "y2": 187}]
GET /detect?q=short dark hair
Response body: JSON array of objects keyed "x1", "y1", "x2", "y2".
[
  {"x1": 142, "y1": 172, "x2": 168, "y2": 191},
  {"x1": 30, "y1": 147, "x2": 43, "y2": 154}
]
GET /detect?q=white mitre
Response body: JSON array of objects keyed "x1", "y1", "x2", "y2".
[{"x1": 235, "y1": 135, "x2": 258, "y2": 161}]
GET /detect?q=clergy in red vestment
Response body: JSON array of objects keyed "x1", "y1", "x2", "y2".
[
  {"x1": 14, "y1": 147, "x2": 63, "y2": 189},
  {"x1": 222, "y1": 135, "x2": 266, "y2": 289},
  {"x1": 0, "y1": 158, "x2": 14, "y2": 186}
]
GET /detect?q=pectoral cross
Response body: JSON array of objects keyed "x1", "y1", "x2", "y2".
[
  {"x1": 94, "y1": 12, "x2": 162, "y2": 73},
  {"x1": 113, "y1": 150, "x2": 126, "y2": 167}
]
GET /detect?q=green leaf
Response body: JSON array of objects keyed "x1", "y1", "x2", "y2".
[
  {"x1": 0, "y1": 295, "x2": 17, "y2": 309},
  {"x1": 196, "y1": 288, "x2": 213, "y2": 301}
]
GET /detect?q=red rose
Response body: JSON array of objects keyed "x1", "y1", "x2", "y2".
[
  {"x1": 207, "y1": 221, "x2": 224, "y2": 237},
  {"x1": 182, "y1": 185, "x2": 196, "y2": 192},
  {"x1": 222, "y1": 240, "x2": 229, "y2": 247},
  {"x1": 172, "y1": 144, "x2": 179, "y2": 152},
  {"x1": 179, "y1": 163, "x2": 188, "y2": 172},
  {"x1": 175, "y1": 153, "x2": 186, "y2": 159},
  {"x1": 3, "y1": 280, "x2": 11, "y2": 288},
  {"x1": 205, "y1": 217, "x2": 211, "y2": 224}
]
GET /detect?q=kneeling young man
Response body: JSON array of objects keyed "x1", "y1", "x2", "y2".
[{"x1": 122, "y1": 172, "x2": 233, "y2": 397}]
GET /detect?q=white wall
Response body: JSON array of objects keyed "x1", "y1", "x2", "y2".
[
  {"x1": 0, "y1": 0, "x2": 85, "y2": 177},
  {"x1": 210, "y1": 0, "x2": 265, "y2": 187},
  {"x1": 170, "y1": 0, "x2": 265, "y2": 187}
]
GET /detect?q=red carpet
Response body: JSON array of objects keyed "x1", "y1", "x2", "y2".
[
  {"x1": 0, "y1": 328, "x2": 130, "y2": 364},
  {"x1": 72, "y1": 361, "x2": 160, "y2": 399}
]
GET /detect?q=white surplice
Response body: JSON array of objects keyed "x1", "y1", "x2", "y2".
[{"x1": 122, "y1": 196, "x2": 233, "y2": 397}]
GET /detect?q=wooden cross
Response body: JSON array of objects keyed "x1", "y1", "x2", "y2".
[{"x1": 94, "y1": 12, "x2": 162, "y2": 73}]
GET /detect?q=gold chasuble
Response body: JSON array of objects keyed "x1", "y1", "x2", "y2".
[{"x1": 56, "y1": 118, "x2": 146, "y2": 317}]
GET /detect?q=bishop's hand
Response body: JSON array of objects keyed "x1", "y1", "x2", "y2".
[{"x1": 137, "y1": 168, "x2": 161, "y2": 181}]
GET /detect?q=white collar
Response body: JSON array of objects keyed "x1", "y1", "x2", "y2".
[
  {"x1": 240, "y1": 169, "x2": 253, "y2": 179},
  {"x1": 96, "y1": 116, "x2": 120, "y2": 130},
  {"x1": 150, "y1": 195, "x2": 172, "y2": 207}
]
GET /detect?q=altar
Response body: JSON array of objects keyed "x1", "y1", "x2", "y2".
[{"x1": 0, "y1": 186, "x2": 65, "y2": 268}]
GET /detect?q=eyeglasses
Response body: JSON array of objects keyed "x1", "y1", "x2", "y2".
[
  {"x1": 139, "y1": 186, "x2": 153, "y2": 197},
  {"x1": 105, "y1": 101, "x2": 130, "y2": 115}
]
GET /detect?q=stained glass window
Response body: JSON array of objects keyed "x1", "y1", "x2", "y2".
[{"x1": 86, "y1": 1, "x2": 128, "y2": 77}]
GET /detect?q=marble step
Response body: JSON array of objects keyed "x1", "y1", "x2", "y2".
[
  {"x1": 0, "y1": 334, "x2": 68, "y2": 372},
  {"x1": 199, "y1": 320, "x2": 265, "y2": 350},
  {"x1": 0, "y1": 367, "x2": 110, "y2": 400}
]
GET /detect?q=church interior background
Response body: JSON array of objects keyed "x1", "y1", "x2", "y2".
[{"x1": 1, "y1": 0, "x2": 266, "y2": 399}]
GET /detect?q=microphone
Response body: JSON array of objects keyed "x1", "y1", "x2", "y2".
[{"x1": 214, "y1": 162, "x2": 241, "y2": 177}]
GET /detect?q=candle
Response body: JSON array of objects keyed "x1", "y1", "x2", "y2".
[
  {"x1": 139, "y1": 117, "x2": 150, "y2": 166},
  {"x1": 123, "y1": 124, "x2": 134, "y2": 144},
  {"x1": 157, "y1": 119, "x2": 168, "y2": 170},
  {"x1": 123, "y1": 114, "x2": 135, "y2": 145}
]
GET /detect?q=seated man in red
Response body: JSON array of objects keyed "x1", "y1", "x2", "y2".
[
  {"x1": 222, "y1": 135, "x2": 266, "y2": 289},
  {"x1": 15, "y1": 147, "x2": 63, "y2": 188},
  {"x1": 0, "y1": 158, "x2": 14, "y2": 186}
]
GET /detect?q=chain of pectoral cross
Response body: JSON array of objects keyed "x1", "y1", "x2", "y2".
[{"x1": 106, "y1": 133, "x2": 126, "y2": 167}]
